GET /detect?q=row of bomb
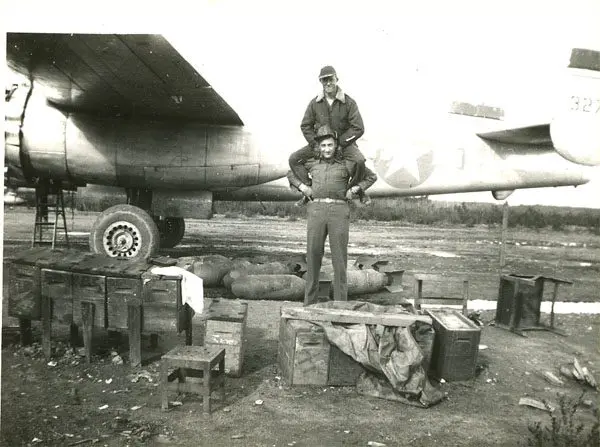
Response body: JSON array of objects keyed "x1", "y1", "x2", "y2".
[{"x1": 174, "y1": 254, "x2": 398, "y2": 301}]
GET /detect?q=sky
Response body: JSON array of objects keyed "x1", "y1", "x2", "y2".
[{"x1": 3, "y1": 0, "x2": 600, "y2": 207}]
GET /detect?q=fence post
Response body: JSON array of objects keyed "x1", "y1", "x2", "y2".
[{"x1": 500, "y1": 202, "x2": 509, "y2": 268}]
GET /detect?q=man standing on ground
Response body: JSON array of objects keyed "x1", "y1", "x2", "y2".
[
  {"x1": 287, "y1": 125, "x2": 377, "y2": 306},
  {"x1": 289, "y1": 65, "x2": 370, "y2": 204}
]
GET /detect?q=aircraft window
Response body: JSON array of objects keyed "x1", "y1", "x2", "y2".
[
  {"x1": 448, "y1": 101, "x2": 504, "y2": 120},
  {"x1": 569, "y1": 48, "x2": 600, "y2": 71}
]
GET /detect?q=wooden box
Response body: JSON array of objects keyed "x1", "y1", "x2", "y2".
[
  {"x1": 72, "y1": 273, "x2": 107, "y2": 328},
  {"x1": 427, "y1": 309, "x2": 480, "y2": 381},
  {"x1": 496, "y1": 275, "x2": 544, "y2": 328},
  {"x1": 8, "y1": 263, "x2": 41, "y2": 319},
  {"x1": 106, "y1": 277, "x2": 143, "y2": 330},
  {"x1": 204, "y1": 299, "x2": 248, "y2": 377},
  {"x1": 278, "y1": 318, "x2": 364, "y2": 386},
  {"x1": 41, "y1": 268, "x2": 73, "y2": 324},
  {"x1": 141, "y1": 273, "x2": 183, "y2": 334},
  {"x1": 8, "y1": 247, "x2": 69, "y2": 320}
]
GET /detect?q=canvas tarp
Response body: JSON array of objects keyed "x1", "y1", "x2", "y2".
[{"x1": 311, "y1": 301, "x2": 444, "y2": 407}]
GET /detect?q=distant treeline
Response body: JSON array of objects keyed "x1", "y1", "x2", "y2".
[
  {"x1": 213, "y1": 198, "x2": 600, "y2": 233},
  {"x1": 71, "y1": 193, "x2": 600, "y2": 233}
]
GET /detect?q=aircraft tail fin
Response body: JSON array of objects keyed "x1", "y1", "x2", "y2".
[{"x1": 550, "y1": 48, "x2": 600, "y2": 166}]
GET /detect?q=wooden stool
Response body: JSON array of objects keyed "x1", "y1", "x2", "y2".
[{"x1": 161, "y1": 345, "x2": 225, "y2": 413}]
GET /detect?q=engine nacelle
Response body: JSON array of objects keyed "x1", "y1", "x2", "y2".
[
  {"x1": 550, "y1": 48, "x2": 600, "y2": 166},
  {"x1": 492, "y1": 190, "x2": 514, "y2": 200}
]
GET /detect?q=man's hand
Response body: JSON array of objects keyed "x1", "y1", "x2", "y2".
[
  {"x1": 299, "y1": 183, "x2": 314, "y2": 200},
  {"x1": 345, "y1": 185, "x2": 361, "y2": 200}
]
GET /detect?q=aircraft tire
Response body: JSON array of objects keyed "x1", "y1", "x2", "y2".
[
  {"x1": 89, "y1": 204, "x2": 160, "y2": 258},
  {"x1": 155, "y1": 216, "x2": 186, "y2": 248}
]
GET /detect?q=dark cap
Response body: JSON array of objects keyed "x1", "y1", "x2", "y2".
[
  {"x1": 315, "y1": 124, "x2": 337, "y2": 142},
  {"x1": 318, "y1": 65, "x2": 337, "y2": 79}
]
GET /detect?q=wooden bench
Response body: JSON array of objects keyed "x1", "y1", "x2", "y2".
[{"x1": 413, "y1": 273, "x2": 470, "y2": 316}]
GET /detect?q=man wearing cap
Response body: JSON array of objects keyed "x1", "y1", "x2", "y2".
[
  {"x1": 290, "y1": 65, "x2": 370, "y2": 204},
  {"x1": 287, "y1": 124, "x2": 377, "y2": 305}
]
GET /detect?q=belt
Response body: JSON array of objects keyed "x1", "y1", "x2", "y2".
[{"x1": 311, "y1": 198, "x2": 347, "y2": 204}]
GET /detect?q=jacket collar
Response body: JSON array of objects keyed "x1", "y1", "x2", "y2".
[
  {"x1": 316, "y1": 87, "x2": 346, "y2": 103},
  {"x1": 317, "y1": 152, "x2": 344, "y2": 164}
]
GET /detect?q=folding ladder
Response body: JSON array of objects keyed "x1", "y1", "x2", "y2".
[{"x1": 32, "y1": 181, "x2": 70, "y2": 248}]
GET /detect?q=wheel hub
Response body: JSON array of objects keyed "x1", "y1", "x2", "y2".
[{"x1": 102, "y1": 220, "x2": 142, "y2": 257}]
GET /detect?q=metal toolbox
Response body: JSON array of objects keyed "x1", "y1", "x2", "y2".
[{"x1": 427, "y1": 309, "x2": 481, "y2": 381}]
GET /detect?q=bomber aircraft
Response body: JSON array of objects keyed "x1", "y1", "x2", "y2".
[{"x1": 5, "y1": 33, "x2": 600, "y2": 258}]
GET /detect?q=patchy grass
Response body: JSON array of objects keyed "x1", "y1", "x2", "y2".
[{"x1": 526, "y1": 393, "x2": 599, "y2": 447}]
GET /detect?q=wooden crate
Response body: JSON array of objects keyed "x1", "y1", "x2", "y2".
[
  {"x1": 106, "y1": 277, "x2": 143, "y2": 330},
  {"x1": 8, "y1": 247, "x2": 70, "y2": 320},
  {"x1": 8, "y1": 263, "x2": 42, "y2": 320},
  {"x1": 427, "y1": 309, "x2": 481, "y2": 381},
  {"x1": 41, "y1": 268, "x2": 73, "y2": 324},
  {"x1": 141, "y1": 273, "x2": 183, "y2": 334},
  {"x1": 204, "y1": 299, "x2": 248, "y2": 377},
  {"x1": 278, "y1": 318, "x2": 364, "y2": 386},
  {"x1": 72, "y1": 273, "x2": 107, "y2": 328}
]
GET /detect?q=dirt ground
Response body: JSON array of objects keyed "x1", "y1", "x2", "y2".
[{"x1": 2, "y1": 208, "x2": 599, "y2": 446}]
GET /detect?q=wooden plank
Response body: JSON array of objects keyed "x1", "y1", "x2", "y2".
[
  {"x1": 42, "y1": 269, "x2": 73, "y2": 324},
  {"x1": 206, "y1": 343, "x2": 243, "y2": 377},
  {"x1": 417, "y1": 297, "x2": 466, "y2": 306},
  {"x1": 106, "y1": 277, "x2": 142, "y2": 330},
  {"x1": 81, "y1": 302, "x2": 95, "y2": 364},
  {"x1": 205, "y1": 299, "x2": 248, "y2": 322},
  {"x1": 128, "y1": 305, "x2": 142, "y2": 367},
  {"x1": 72, "y1": 273, "x2": 106, "y2": 328},
  {"x1": 19, "y1": 318, "x2": 33, "y2": 346},
  {"x1": 184, "y1": 305, "x2": 193, "y2": 346},
  {"x1": 281, "y1": 307, "x2": 431, "y2": 326},
  {"x1": 206, "y1": 320, "x2": 243, "y2": 340},
  {"x1": 414, "y1": 273, "x2": 469, "y2": 282},
  {"x1": 41, "y1": 295, "x2": 52, "y2": 359},
  {"x1": 141, "y1": 307, "x2": 178, "y2": 333},
  {"x1": 293, "y1": 331, "x2": 329, "y2": 385},
  {"x1": 142, "y1": 277, "x2": 180, "y2": 333},
  {"x1": 69, "y1": 323, "x2": 79, "y2": 347},
  {"x1": 278, "y1": 317, "x2": 292, "y2": 381},
  {"x1": 161, "y1": 359, "x2": 170, "y2": 411},
  {"x1": 328, "y1": 345, "x2": 364, "y2": 386},
  {"x1": 9, "y1": 264, "x2": 42, "y2": 319}
]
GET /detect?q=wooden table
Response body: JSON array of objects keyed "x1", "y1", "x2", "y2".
[{"x1": 8, "y1": 248, "x2": 192, "y2": 366}]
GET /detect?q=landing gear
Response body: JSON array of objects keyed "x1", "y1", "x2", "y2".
[
  {"x1": 154, "y1": 216, "x2": 185, "y2": 248},
  {"x1": 89, "y1": 204, "x2": 160, "y2": 258}
]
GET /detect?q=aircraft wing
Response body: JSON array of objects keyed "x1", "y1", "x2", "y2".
[
  {"x1": 6, "y1": 33, "x2": 243, "y2": 125},
  {"x1": 476, "y1": 124, "x2": 552, "y2": 146}
]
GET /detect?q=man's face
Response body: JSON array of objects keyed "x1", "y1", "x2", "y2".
[
  {"x1": 319, "y1": 137, "x2": 337, "y2": 159},
  {"x1": 320, "y1": 75, "x2": 338, "y2": 95}
]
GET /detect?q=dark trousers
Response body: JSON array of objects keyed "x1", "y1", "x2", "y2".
[
  {"x1": 304, "y1": 202, "x2": 350, "y2": 305},
  {"x1": 289, "y1": 143, "x2": 366, "y2": 188}
]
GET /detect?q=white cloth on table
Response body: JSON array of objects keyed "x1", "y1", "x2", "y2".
[{"x1": 150, "y1": 266, "x2": 204, "y2": 314}]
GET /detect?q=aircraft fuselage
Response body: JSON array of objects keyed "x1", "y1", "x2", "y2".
[{"x1": 12, "y1": 89, "x2": 286, "y2": 191}]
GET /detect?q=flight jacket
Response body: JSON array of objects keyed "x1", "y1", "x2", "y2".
[{"x1": 300, "y1": 87, "x2": 365, "y2": 148}]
